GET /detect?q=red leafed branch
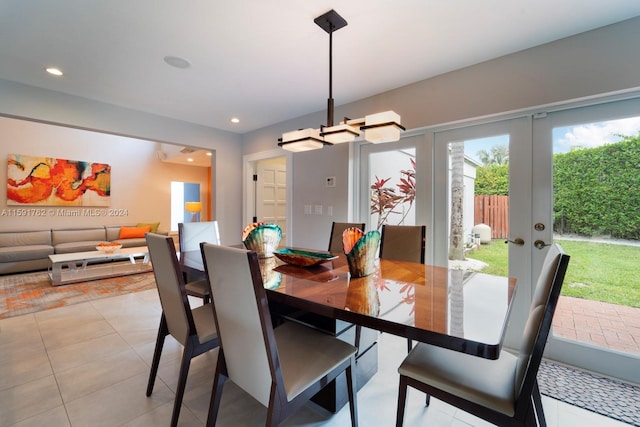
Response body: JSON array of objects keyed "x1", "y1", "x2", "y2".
[{"x1": 370, "y1": 158, "x2": 416, "y2": 230}]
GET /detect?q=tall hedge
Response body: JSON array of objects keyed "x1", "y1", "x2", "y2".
[
  {"x1": 475, "y1": 164, "x2": 508, "y2": 196},
  {"x1": 553, "y1": 135, "x2": 640, "y2": 239},
  {"x1": 473, "y1": 136, "x2": 640, "y2": 239}
]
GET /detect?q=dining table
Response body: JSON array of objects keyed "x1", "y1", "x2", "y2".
[{"x1": 179, "y1": 246, "x2": 517, "y2": 411}]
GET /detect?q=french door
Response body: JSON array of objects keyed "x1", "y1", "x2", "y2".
[
  {"x1": 535, "y1": 98, "x2": 640, "y2": 383},
  {"x1": 355, "y1": 95, "x2": 639, "y2": 383},
  {"x1": 432, "y1": 99, "x2": 640, "y2": 383},
  {"x1": 433, "y1": 117, "x2": 533, "y2": 349}
]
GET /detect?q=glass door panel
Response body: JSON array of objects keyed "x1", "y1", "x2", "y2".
[
  {"x1": 434, "y1": 117, "x2": 531, "y2": 349},
  {"x1": 359, "y1": 136, "x2": 421, "y2": 232},
  {"x1": 536, "y1": 97, "x2": 640, "y2": 383}
]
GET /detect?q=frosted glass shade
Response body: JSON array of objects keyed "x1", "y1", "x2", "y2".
[
  {"x1": 279, "y1": 128, "x2": 326, "y2": 152},
  {"x1": 320, "y1": 123, "x2": 361, "y2": 144},
  {"x1": 362, "y1": 111, "x2": 405, "y2": 144}
]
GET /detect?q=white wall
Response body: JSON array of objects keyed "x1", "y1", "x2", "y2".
[
  {"x1": 0, "y1": 80, "x2": 244, "y2": 244},
  {"x1": 0, "y1": 116, "x2": 209, "y2": 232},
  {"x1": 2, "y1": 17, "x2": 640, "y2": 246},
  {"x1": 242, "y1": 16, "x2": 640, "y2": 248}
]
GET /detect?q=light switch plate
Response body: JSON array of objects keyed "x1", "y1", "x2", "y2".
[{"x1": 326, "y1": 176, "x2": 336, "y2": 187}]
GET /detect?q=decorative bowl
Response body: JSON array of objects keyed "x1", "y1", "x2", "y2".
[
  {"x1": 343, "y1": 228, "x2": 380, "y2": 277},
  {"x1": 242, "y1": 222, "x2": 282, "y2": 258},
  {"x1": 96, "y1": 242, "x2": 122, "y2": 253},
  {"x1": 273, "y1": 248, "x2": 338, "y2": 267}
]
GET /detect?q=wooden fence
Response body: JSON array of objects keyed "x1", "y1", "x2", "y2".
[{"x1": 474, "y1": 195, "x2": 509, "y2": 239}]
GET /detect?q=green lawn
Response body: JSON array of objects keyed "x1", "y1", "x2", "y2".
[{"x1": 466, "y1": 239, "x2": 640, "y2": 307}]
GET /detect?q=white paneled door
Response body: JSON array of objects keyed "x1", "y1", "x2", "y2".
[{"x1": 256, "y1": 157, "x2": 287, "y2": 239}]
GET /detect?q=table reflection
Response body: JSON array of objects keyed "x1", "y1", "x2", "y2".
[{"x1": 260, "y1": 254, "x2": 516, "y2": 350}]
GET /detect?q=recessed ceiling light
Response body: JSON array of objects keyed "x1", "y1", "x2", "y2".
[
  {"x1": 45, "y1": 67, "x2": 63, "y2": 76},
  {"x1": 206, "y1": 152, "x2": 212, "y2": 156},
  {"x1": 163, "y1": 56, "x2": 191, "y2": 69},
  {"x1": 231, "y1": 117, "x2": 240, "y2": 124}
]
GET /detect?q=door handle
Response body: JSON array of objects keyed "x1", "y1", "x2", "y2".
[
  {"x1": 534, "y1": 240, "x2": 551, "y2": 250},
  {"x1": 505, "y1": 237, "x2": 525, "y2": 246}
]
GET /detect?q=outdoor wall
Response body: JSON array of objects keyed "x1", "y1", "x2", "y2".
[
  {"x1": 242, "y1": 16, "x2": 640, "y2": 248},
  {"x1": 0, "y1": 116, "x2": 209, "y2": 233},
  {"x1": 0, "y1": 80, "x2": 244, "y2": 244}
]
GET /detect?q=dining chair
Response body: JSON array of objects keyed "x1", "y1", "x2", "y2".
[
  {"x1": 328, "y1": 221, "x2": 365, "y2": 253},
  {"x1": 379, "y1": 224, "x2": 426, "y2": 264},
  {"x1": 200, "y1": 243, "x2": 359, "y2": 427},
  {"x1": 379, "y1": 224, "x2": 426, "y2": 351},
  {"x1": 145, "y1": 233, "x2": 219, "y2": 427},
  {"x1": 178, "y1": 221, "x2": 221, "y2": 303},
  {"x1": 395, "y1": 243, "x2": 570, "y2": 427}
]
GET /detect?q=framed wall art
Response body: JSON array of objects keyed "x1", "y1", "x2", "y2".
[{"x1": 7, "y1": 153, "x2": 111, "y2": 206}]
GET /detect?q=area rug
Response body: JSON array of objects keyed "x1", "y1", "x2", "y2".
[
  {"x1": 0, "y1": 270, "x2": 156, "y2": 319},
  {"x1": 538, "y1": 360, "x2": 640, "y2": 426}
]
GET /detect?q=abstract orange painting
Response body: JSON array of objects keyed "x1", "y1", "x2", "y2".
[{"x1": 7, "y1": 154, "x2": 111, "y2": 206}]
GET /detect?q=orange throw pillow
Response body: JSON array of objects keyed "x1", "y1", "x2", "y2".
[{"x1": 119, "y1": 225, "x2": 151, "y2": 239}]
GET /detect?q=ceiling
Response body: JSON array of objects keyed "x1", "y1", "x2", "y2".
[
  {"x1": 158, "y1": 145, "x2": 213, "y2": 167},
  {"x1": 2, "y1": 1, "x2": 640, "y2": 135}
]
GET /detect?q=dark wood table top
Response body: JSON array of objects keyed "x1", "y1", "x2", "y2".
[{"x1": 180, "y1": 249, "x2": 516, "y2": 359}]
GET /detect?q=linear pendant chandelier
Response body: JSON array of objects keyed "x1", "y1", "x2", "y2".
[{"x1": 278, "y1": 9, "x2": 405, "y2": 152}]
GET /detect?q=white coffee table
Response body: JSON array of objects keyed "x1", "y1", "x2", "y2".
[{"x1": 48, "y1": 246, "x2": 151, "y2": 286}]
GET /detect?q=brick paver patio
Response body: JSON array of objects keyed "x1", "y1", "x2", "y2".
[{"x1": 553, "y1": 295, "x2": 640, "y2": 355}]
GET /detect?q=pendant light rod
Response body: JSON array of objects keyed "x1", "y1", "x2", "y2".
[
  {"x1": 315, "y1": 9, "x2": 347, "y2": 128},
  {"x1": 327, "y1": 27, "x2": 334, "y2": 127}
]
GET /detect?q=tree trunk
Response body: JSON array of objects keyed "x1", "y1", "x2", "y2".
[{"x1": 449, "y1": 142, "x2": 465, "y2": 260}]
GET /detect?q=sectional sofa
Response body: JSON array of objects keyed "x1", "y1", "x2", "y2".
[{"x1": 0, "y1": 224, "x2": 164, "y2": 275}]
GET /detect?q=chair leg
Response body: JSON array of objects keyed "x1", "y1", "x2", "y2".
[
  {"x1": 531, "y1": 380, "x2": 546, "y2": 427},
  {"x1": 146, "y1": 313, "x2": 168, "y2": 396},
  {"x1": 171, "y1": 342, "x2": 194, "y2": 427},
  {"x1": 206, "y1": 351, "x2": 228, "y2": 427},
  {"x1": 346, "y1": 359, "x2": 359, "y2": 427},
  {"x1": 407, "y1": 339, "x2": 413, "y2": 353},
  {"x1": 396, "y1": 375, "x2": 408, "y2": 427},
  {"x1": 265, "y1": 384, "x2": 282, "y2": 427}
]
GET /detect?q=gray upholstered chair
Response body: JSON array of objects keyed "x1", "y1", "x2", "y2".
[
  {"x1": 379, "y1": 224, "x2": 426, "y2": 351},
  {"x1": 379, "y1": 224, "x2": 426, "y2": 264},
  {"x1": 396, "y1": 244, "x2": 570, "y2": 427},
  {"x1": 178, "y1": 221, "x2": 221, "y2": 303},
  {"x1": 201, "y1": 243, "x2": 359, "y2": 427},
  {"x1": 145, "y1": 233, "x2": 219, "y2": 427},
  {"x1": 328, "y1": 221, "x2": 365, "y2": 253}
]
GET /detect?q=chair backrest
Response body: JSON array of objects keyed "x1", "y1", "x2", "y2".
[
  {"x1": 178, "y1": 221, "x2": 220, "y2": 252},
  {"x1": 514, "y1": 243, "x2": 569, "y2": 408},
  {"x1": 379, "y1": 224, "x2": 426, "y2": 264},
  {"x1": 201, "y1": 243, "x2": 279, "y2": 407},
  {"x1": 146, "y1": 232, "x2": 196, "y2": 346},
  {"x1": 329, "y1": 222, "x2": 365, "y2": 253}
]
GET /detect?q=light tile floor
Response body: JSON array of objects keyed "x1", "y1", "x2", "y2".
[{"x1": 0, "y1": 290, "x2": 634, "y2": 427}]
